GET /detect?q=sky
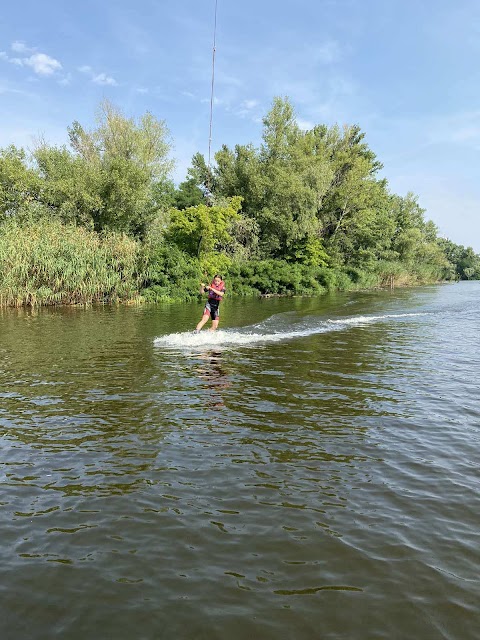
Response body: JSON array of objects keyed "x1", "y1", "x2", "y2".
[{"x1": 1, "y1": 0, "x2": 479, "y2": 251}]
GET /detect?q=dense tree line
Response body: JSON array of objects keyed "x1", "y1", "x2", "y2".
[{"x1": 0, "y1": 98, "x2": 478, "y2": 306}]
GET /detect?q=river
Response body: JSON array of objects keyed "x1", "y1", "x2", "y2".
[{"x1": 1, "y1": 281, "x2": 479, "y2": 639}]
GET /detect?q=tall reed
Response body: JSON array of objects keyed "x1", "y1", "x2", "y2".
[{"x1": 0, "y1": 218, "x2": 143, "y2": 306}]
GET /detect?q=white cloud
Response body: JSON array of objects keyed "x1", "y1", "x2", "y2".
[
  {"x1": 11, "y1": 41, "x2": 31, "y2": 54},
  {"x1": 1, "y1": 43, "x2": 62, "y2": 76},
  {"x1": 78, "y1": 65, "x2": 117, "y2": 86},
  {"x1": 92, "y1": 72, "x2": 117, "y2": 86},
  {"x1": 10, "y1": 56, "x2": 25, "y2": 66},
  {"x1": 233, "y1": 99, "x2": 262, "y2": 120},
  {"x1": 24, "y1": 53, "x2": 62, "y2": 76}
]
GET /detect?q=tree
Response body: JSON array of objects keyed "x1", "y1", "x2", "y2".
[
  {"x1": 33, "y1": 144, "x2": 101, "y2": 228},
  {"x1": 28, "y1": 101, "x2": 173, "y2": 237},
  {"x1": 257, "y1": 100, "x2": 334, "y2": 257},
  {"x1": 307, "y1": 124, "x2": 389, "y2": 266},
  {"x1": 390, "y1": 193, "x2": 436, "y2": 262},
  {"x1": 173, "y1": 177, "x2": 205, "y2": 209},
  {"x1": 0, "y1": 146, "x2": 41, "y2": 221},
  {"x1": 212, "y1": 97, "x2": 334, "y2": 259},
  {"x1": 439, "y1": 239, "x2": 480, "y2": 279},
  {"x1": 165, "y1": 196, "x2": 242, "y2": 258}
]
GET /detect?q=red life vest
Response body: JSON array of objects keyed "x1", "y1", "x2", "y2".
[{"x1": 208, "y1": 280, "x2": 226, "y2": 302}]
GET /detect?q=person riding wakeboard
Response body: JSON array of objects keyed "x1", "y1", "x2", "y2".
[{"x1": 194, "y1": 274, "x2": 226, "y2": 332}]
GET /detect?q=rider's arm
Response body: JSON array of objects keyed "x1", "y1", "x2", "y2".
[{"x1": 208, "y1": 286, "x2": 225, "y2": 297}]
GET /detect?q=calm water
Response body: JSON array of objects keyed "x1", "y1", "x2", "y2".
[{"x1": 1, "y1": 282, "x2": 479, "y2": 639}]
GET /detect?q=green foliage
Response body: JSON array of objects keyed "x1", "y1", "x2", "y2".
[
  {"x1": 438, "y1": 238, "x2": 480, "y2": 280},
  {"x1": 341, "y1": 266, "x2": 380, "y2": 289},
  {"x1": 33, "y1": 144, "x2": 101, "y2": 228},
  {"x1": 0, "y1": 217, "x2": 143, "y2": 306},
  {"x1": 140, "y1": 243, "x2": 202, "y2": 302},
  {"x1": 210, "y1": 98, "x2": 400, "y2": 267},
  {"x1": 373, "y1": 260, "x2": 409, "y2": 285},
  {"x1": 311, "y1": 125, "x2": 391, "y2": 267},
  {"x1": 204, "y1": 98, "x2": 469, "y2": 283},
  {"x1": 199, "y1": 253, "x2": 232, "y2": 281},
  {"x1": 8, "y1": 101, "x2": 174, "y2": 238},
  {"x1": 173, "y1": 177, "x2": 205, "y2": 209},
  {"x1": 225, "y1": 215, "x2": 261, "y2": 261},
  {"x1": 224, "y1": 260, "x2": 359, "y2": 297},
  {"x1": 290, "y1": 237, "x2": 330, "y2": 267},
  {"x1": 67, "y1": 101, "x2": 174, "y2": 236},
  {"x1": 213, "y1": 98, "x2": 334, "y2": 257},
  {"x1": 165, "y1": 196, "x2": 242, "y2": 258},
  {"x1": 2, "y1": 95, "x2": 475, "y2": 308},
  {"x1": 0, "y1": 146, "x2": 41, "y2": 220}
]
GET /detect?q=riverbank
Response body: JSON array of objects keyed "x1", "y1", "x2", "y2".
[
  {"x1": 0, "y1": 259, "x2": 447, "y2": 308},
  {"x1": 0, "y1": 217, "x2": 463, "y2": 308}
]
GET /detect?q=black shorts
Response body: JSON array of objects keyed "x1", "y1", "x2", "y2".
[{"x1": 204, "y1": 300, "x2": 220, "y2": 320}]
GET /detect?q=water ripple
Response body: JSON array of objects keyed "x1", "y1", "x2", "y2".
[{"x1": 1, "y1": 284, "x2": 479, "y2": 639}]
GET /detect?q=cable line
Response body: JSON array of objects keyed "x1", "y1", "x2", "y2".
[{"x1": 208, "y1": 0, "x2": 218, "y2": 171}]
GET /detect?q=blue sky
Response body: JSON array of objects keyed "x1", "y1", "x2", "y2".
[{"x1": 1, "y1": 0, "x2": 479, "y2": 251}]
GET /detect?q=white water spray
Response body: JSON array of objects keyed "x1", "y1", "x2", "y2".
[{"x1": 153, "y1": 312, "x2": 425, "y2": 351}]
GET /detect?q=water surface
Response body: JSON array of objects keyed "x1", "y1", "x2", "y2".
[{"x1": 1, "y1": 282, "x2": 479, "y2": 639}]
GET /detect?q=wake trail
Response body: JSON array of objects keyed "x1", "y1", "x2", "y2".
[{"x1": 153, "y1": 312, "x2": 426, "y2": 350}]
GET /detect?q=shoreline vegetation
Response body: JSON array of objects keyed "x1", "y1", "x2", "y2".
[{"x1": 1, "y1": 98, "x2": 479, "y2": 308}]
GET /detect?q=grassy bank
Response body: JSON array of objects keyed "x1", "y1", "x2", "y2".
[
  {"x1": 0, "y1": 219, "x2": 143, "y2": 307},
  {"x1": 0, "y1": 219, "x2": 447, "y2": 307}
]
